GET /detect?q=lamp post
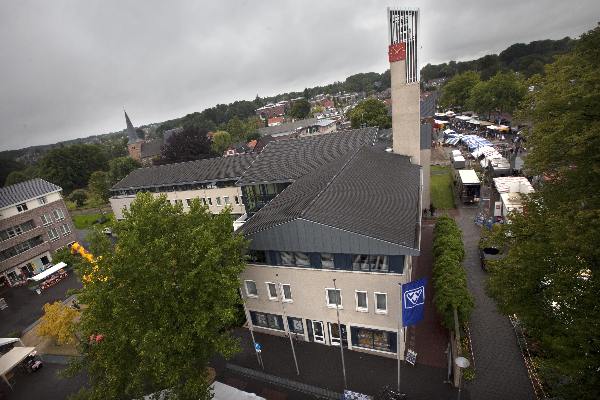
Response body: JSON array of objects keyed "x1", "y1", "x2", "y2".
[
  {"x1": 455, "y1": 356, "x2": 470, "y2": 400},
  {"x1": 332, "y1": 278, "x2": 347, "y2": 389},
  {"x1": 275, "y1": 273, "x2": 300, "y2": 375}
]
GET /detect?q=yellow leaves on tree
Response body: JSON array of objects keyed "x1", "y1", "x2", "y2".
[{"x1": 36, "y1": 301, "x2": 79, "y2": 345}]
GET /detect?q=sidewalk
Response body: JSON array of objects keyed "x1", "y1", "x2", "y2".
[{"x1": 216, "y1": 328, "x2": 464, "y2": 400}]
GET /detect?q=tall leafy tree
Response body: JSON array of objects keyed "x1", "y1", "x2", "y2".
[
  {"x1": 211, "y1": 131, "x2": 232, "y2": 155},
  {"x1": 108, "y1": 157, "x2": 140, "y2": 184},
  {"x1": 466, "y1": 71, "x2": 526, "y2": 118},
  {"x1": 348, "y1": 98, "x2": 391, "y2": 129},
  {"x1": 440, "y1": 71, "x2": 480, "y2": 110},
  {"x1": 88, "y1": 171, "x2": 111, "y2": 203},
  {"x1": 486, "y1": 24, "x2": 600, "y2": 399},
  {"x1": 67, "y1": 194, "x2": 247, "y2": 400},
  {"x1": 161, "y1": 126, "x2": 213, "y2": 164},
  {"x1": 289, "y1": 99, "x2": 311, "y2": 119}
]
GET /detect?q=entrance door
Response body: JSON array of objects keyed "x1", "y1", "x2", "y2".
[
  {"x1": 312, "y1": 321, "x2": 326, "y2": 344},
  {"x1": 328, "y1": 322, "x2": 348, "y2": 346}
]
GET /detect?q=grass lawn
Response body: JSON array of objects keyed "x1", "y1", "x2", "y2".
[
  {"x1": 72, "y1": 213, "x2": 114, "y2": 230},
  {"x1": 431, "y1": 165, "x2": 455, "y2": 209}
]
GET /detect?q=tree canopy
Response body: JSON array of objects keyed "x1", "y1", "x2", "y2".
[
  {"x1": 348, "y1": 98, "x2": 391, "y2": 129},
  {"x1": 88, "y1": 171, "x2": 111, "y2": 203},
  {"x1": 211, "y1": 131, "x2": 232, "y2": 155},
  {"x1": 68, "y1": 193, "x2": 248, "y2": 400},
  {"x1": 440, "y1": 71, "x2": 480, "y2": 110},
  {"x1": 465, "y1": 71, "x2": 527, "y2": 117},
  {"x1": 160, "y1": 126, "x2": 214, "y2": 164},
  {"x1": 289, "y1": 99, "x2": 311, "y2": 119},
  {"x1": 486, "y1": 24, "x2": 600, "y2": 399}
]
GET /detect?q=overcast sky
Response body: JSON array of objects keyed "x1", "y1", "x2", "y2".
[{"x1": 1, "y1": 0, "x2": 598, "y2": 151}]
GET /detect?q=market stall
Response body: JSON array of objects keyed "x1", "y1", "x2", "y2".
[{"x1": 0, "y1": 347, "x2": 36, "y2": 389}]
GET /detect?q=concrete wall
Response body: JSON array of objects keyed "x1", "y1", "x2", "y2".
[
  {"x1": 391, "y1": 60, "x2": 421, "y2": 165},
  {"x1": 240, "y1": 262, "x2": 413, "y2": 358},
  {"x1": 110, "y1": 186, "x2": 246, "y2": 219},
  {"x1": 421, "y1": 149, "x2": 431, "y2": 208}
]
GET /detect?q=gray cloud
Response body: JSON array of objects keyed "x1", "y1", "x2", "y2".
[{"x1": 1, "y1": 0, "x2": 598, "y2": 151}]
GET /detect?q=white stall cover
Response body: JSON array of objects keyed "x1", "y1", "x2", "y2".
[
  {"x1": 29, "y1": 262, "x2": 67, "y2": 282},
  {"x1": 443, "y1": 128, "x2": 456, "y2": 134},
  {"x1": 0, "y1": 347, "x2": 35, "y2": 379}
]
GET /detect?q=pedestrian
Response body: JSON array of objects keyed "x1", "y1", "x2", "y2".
[
  {"x1": 423, "y1": 208, "x2": 429, "y2": 217},
  {"x1": 430, "y1": 203, "x2": 436, "y2": 217}
]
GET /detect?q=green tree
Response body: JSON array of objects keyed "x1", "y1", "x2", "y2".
[
  {"x1": 466, "y1": 71, "x2": 526, "y2": 117},
  {"x1": 211, "y1": 131, "x2": 232, "y2": 155},
  {"x1": 37, "y1": 302, "x2": 79, "y2": 345},
  {"x1": 440, "y1": 71, "x2": 480, "y2": 110},
  {"x1": 487, "y1": 24, "x2": 600, "y2": 399},
  {"x1": 289, "y1": 99, "x2": 311, "y2": 119},
  {"x1": 88, "y1": 171, "x2": 111, "y2": 203},
  {"x1": 348, "y1": 98, "x2": 391, "y2": 129},
  {"x1": 160, "y1": 126, "x2": 213, "y2": 164},
  {"x1": 108, "y1": 157, "x2": 140, "y2": 184},
  {"x1": 67, "y1": 193, "x2": 247, "y2": 400},
  {"x1": 69, "y1": 189, "x2": 88, "y2": 207},
  {"x1": 225, "y1": 117, "x2": 246, "y2": 142},
  {"x1": 37, "y1": 144, "x2": 109, "y2": 193},
  {"x1": 4, "y1": 170, "x2": 30, "y2": 186}
]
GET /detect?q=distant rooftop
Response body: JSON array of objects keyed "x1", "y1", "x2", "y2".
[
  {"x1": 258, "y1": 117, "x2": 320, "y2": 137},
  {"x1": 0, "y1": 178, "x2": 62, "y2": 209}
]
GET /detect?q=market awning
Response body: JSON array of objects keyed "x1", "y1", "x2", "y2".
[
  {"x1": 0, "y1": 347, "x2": 35, "y2": 389},
  {"x1": 28, "y1": 262, "x2": 67, "y2": 282},
  {"x1": 434, "y1": 119, "x2": 447, "y2": 125},
  {"x1": 0, "y1": 338, "x2": 22, "y2": 347}
]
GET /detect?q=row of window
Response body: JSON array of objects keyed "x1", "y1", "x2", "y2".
[
  {"x1": 113, "y1": 181, "x2": 237, "y2": 196},
  {"x1": 0, "y1": 236, "x2": 44, "y2": 262},
  {"x1": 40, "y1": 209, "x2": 65, "y2": 226},
  {"x1": 47, "y1": 224, "x2": 71, "y2": 241},
  {"x1": 248, "y1": 250, "x2": 405, "y2": 274},
  {"x1": 244, "y1": 280, "x2": 388, "y2": 314},
  {"x1": 248, "y1": 310, "x2": 397, "y2": 353},
  {"x1": 0, "y1": 220, "x2": 36, "y2": 242},
  {"x1": 15, "y1": 196, "x2": 48, "y2": 213},
  {"x1": 172, "y1": 195, "x2": 240, "y2": 208}
]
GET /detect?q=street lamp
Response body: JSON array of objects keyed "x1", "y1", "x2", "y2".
[{"x1": 455, "y1": 356, "x2": 470, "y2": 400}]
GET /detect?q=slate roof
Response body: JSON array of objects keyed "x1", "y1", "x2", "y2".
[
  {"x1": 111, "y1": 154, "x2": 255, "y2": 191},
  {"x1": 237, "y1": 127, "x2": 377, "y2": 185},
  {"x1": 258, "y1": 117, "x2": 319, "y2": 137},
  {"x1": 240, "y1": 146, "x2": 421, "y2": 249},
  {"x1": 0, "y1": 178, "x2": 62, "y2": 209}
]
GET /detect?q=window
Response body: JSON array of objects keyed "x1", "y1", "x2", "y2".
[
  {"x1": 326, "y1": 288, "x2": 342, "y2": 308},
  {"x1": 37, "y1": 196, "x2": 47, "y2": 205},
  {"x1": 185, "y1": 199, "x2": 192, "y2": 206},
  {"x1": 40, "y1": 214, "x2": 52, "y2": 226},
  {"x1": 282, "y1": 284, "x2": 292, "y2": 302},
  {"x1": 250, "y1": 311, "x2": 284, "y2": 330},
  {"x1": 247, "y1": 250, "x2": 266, "y2": 264},
  {"x1": 266, "y1": 282, "x2": 278, "y2": 300},
  {"x1": 234, "y1": 196, "x2": 240, "y2": 205},
  {"x1": 375, "y1": 292, "x2": 388, "y2": 314},
  {"x1": 321, "y1": 253, "x2": 335, "y2": 269},
  {"x1": 294, "y1": 252, "x2": 310, "y2": 267},
  {"x1": 244, "y1": 280, "x2": 258, "y2": 297},
  {"x1": 53, "y1": 208, "x2": 65, "y2": 221},
  {"x1": 280, "y1": 251, "x2": 295, "y2": 266},
  {"x1": 352, "y1": 255, "x2": 389, "y2": 272},
  {"x1": 207, "y1": 197, "x2": 212, "y2": 206},
  {"x1": 48, "y1": 228, "x2": 59, "y2": 241},
  {"x1": 216, "y1": 197, "x2": 222, "y2": 206},
  {"x1": 279, "y1": 251, "x2": 310, "y2": 267},
  {"x1": 351, "y1": 327, "x2": 396, "y2": 353},
  {"x1": 356, "y1": 291, "x2": 368, "y2": 312},
  {"x1": 16, "y1": 203, "x2": 28, "y2": 212},
  {"x1": 223, "y1": 196, "x2": 230, "y2": 205},
  {"x1": 287, "y1": 317, "x2": 304, "y2": 334},
  {"x1": 174, "y1": 199, "x2": 183, "y2": 206},
  {"x1": 60, "y1": 224, "x2": 71, "y2": 236}
]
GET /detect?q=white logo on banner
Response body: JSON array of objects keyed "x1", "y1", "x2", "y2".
[{"x1": 404, "y1": 286, "x2": 425, "y2": 308}]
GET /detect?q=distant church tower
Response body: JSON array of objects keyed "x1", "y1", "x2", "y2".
[
  {"x1": 124, "y1": 110, "x2": 143, "y2": 162},
  {"x1": 388, "y1": 7, "x2": 430, "y2": 208}
]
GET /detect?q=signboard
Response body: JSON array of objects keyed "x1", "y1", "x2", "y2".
[
  {"x1": 402, "y1": 278, "x2": 426, "y2": 327},
  {"x1": 406, "y1": 349, "x2": 417, "y2": 365},
  {"x1": 254, "y1": 343, "x2": 262, "y2": 353},
  {"x1": 494, "y1": 201, "x2": 503, "y2": 217}
]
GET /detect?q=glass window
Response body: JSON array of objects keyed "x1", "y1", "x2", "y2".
[
  {"x1": 353, "y1": 254, "x2": 370, "y2": 271},
  {"x1": 267, "y1": 314, "x2": 282, "y2": 329},
  {"x1": 282, "y1": 284, "x2": 292, "y2": 301},
  {"x1": 266, "y1": 282, "x2": 277, "y2": 299},
  {"x1": 48, "y1": 228, "x2": 59, "y2": 241},
  {"x1": 53, "y1": 209, "x2": 65, "y2": 220},
  {"x1": 352, "y1": 255, "x2": 389, "y2": 272},
  {"x1": 41, "y1": 214, "x2": 52, "y2": 226},
  {"x1": 224, "y1": 196, "x2": 230, "y2": 205},
  {"x1": 185, "y1": 199, "x2": 192, "y2": 206},
  {"x1": 280, "y1": 251, "x2": 295, "y2": 266},
  {"x1": 250, "y1": 311, "x2": 284, "y2": 331},
  {"x1": 16, "y1": 203, "x2": 28, "y2": 212},
  {"x1": 234, "y1": 196, "x2": 240, "y2": 204},
  {"x1": 372, "y1": 256, "x2": 389, "y2": 272},
  {"x1": 356, "y1": 291, "x2": 368, "y2": 311},
  {"x1": 353, "y1": 327, "x2": 393, "y2": 352},
  {"x1": 294, "y1": 252, "x2": 310, "y2": 267},
  {"x1": 60, "y1": 224, "x2": 71, "y2": 236},
  {"x1": 375, "y1": 292, "x2": 387, "y2": 313},
  {"x1": 247, "y1": 250, "x2": 266, "y2": 264},
  {"x1": 38, "y1": 196, "x2": 47, "y2": 205},
  {"x1": 288, "y1": 317, "x2": 304, "y2": 334},
  {"x1": 321, "y1": 253, "x2": 335, "y2": 269},
  {"x1": 256, "y1": 312, "x2": 267, "y2": 326},
  {"x1": 216, "y1": 197, "x2": 222, "y2": 206},
  {"x1": 207, "y1": 198, "x2": 212, "y2": 206},
  {"x1": 245, "y1": 280, "x2": 258, "y2": 297},
  {"x1": 326, "y1": 288, "x2": 342, "y2": 308}
]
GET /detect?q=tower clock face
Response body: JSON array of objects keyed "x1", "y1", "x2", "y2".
[{"x1": 388, "y1": 42, "x2": 406, "y2": 62}]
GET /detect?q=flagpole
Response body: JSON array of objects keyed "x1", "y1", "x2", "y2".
[
  {"x1": 239, "y1": 288, "x2": 263, "y2": 369},
  {"x1": 276, "y1": 273, "x2": 300, "y2": 375},
  {"x1": 333, "y1": 278, "x2": 348, "y2": 390},
  {"x1": 398, "y1": 282, "x2": 402, "y2": 393}
]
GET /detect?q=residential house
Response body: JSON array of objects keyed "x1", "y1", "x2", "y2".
[
  {"x1": 257, "y1": 118, "x2": 337, "y2": 139},
  {"x1": 0, "y1": 179, "x2": 76, "y2": 287},
  {"x1": 256, "y1": 101, "x2": 289, "y2": 120},
  {"x1": 109, "y1": 154, "x2": 255, "y2": 220}
]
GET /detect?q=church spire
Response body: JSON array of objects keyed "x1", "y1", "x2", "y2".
[{"x1": 124, "y1": 109, "x2": 140, "y2": 144}]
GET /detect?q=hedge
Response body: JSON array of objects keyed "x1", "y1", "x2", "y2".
[{"x1": 432, "y1": 216, "x2": 474, "y2": 329}]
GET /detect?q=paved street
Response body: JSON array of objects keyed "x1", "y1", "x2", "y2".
[
  {"x1": 0, "y1": 273, "x2": 82, "y2": 337},
  {"x1": 456, "y1": 207, "x2": 534, "y2": 399}
]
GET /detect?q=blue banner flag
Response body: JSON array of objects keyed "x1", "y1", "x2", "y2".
[{"x1": 402, "y1": 278, "x2": 426, "y2": 327}]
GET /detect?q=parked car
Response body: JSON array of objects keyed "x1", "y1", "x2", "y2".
[
  {"x1": 102, "y1": 227, "x2": 112, "y2": 235},
  {"x1": 479, "y1": 246, "x2": 504, "y2": 271}
]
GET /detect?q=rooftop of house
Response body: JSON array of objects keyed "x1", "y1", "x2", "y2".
[
  {"x1": 257, "y1": 117, "x2": 321, "y2": 137},
  {"x1": 0, "y1": 178, "x2": 62, "y2": 209},
  {"x1": 140, "y1": 139, "x2": 164, "y2": 159},
  {"x1": 237, "y1": 127, "x2": 378, "y2": 185},
  {"x1": 111, "y1": 154, "x2": 255, "y2": 191},
  {"x1": 240, "y1": 145, "x2": 421, "y2": 250}
]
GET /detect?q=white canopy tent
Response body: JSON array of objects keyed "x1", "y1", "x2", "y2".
[
  {"x1": 0, "y1": 347, "x2": 35, "y2": 389},
  {"x1": 28, "y1": 262, "x2": 67, "y2": 282},
  {"x1": 443, "y1": 128, "x2": 456, "y2": 134},
  {"x1": 455, "y1": 115, "x2": 472, "y2": 121},
  {"x1": 0, "y1": 338, "x2": 22, "y2": 347}
]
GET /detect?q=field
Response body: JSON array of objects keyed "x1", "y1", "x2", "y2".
[
  {"x1": 72, "y1": 213, "x2": 114, "y2": 230},
  {"x1": 430, "y1": 165, "x2": 455, "y2": 209}
]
